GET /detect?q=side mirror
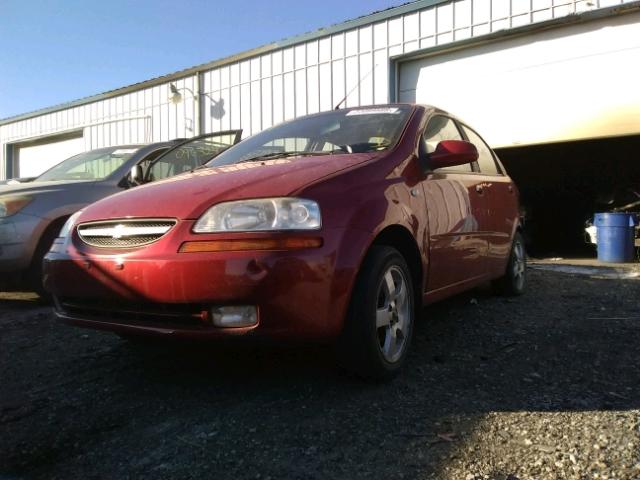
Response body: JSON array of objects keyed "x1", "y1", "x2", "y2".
[
  {"x1": 428, "y1": 140, "x2": 478, "y2": 170},
  {"x1": 130, "y1": 165, "x2": 144, "y2": 185}
]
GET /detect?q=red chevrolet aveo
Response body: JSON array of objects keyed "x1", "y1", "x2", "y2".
[{"x1": 44, "y1": 104, "x2": 525, "y2": 379}]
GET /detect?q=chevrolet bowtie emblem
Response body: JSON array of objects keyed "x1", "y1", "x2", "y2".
[{"x1": 112, "y1": 224, "x2": 126, "y2": 239}]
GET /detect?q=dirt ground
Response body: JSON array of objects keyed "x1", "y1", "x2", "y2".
[{"x1": 1, "y1": 268, "x2": 639, "y2": 480}]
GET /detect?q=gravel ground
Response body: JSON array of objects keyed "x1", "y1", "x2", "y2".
[{"x1": 1, "y1": 268, "x2": 639, "y2": 479}]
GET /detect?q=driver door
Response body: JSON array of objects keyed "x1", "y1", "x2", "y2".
[
  {"x1": 421, "y1": 116, "x2": 490, "y2": 295},
  {"x1": 146, "y1": 130, "x2": 242, "y2": 182}
]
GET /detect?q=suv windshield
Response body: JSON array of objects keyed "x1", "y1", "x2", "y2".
[
  {"x1": 207, "y1": 106, "x2": 413, "y2": 168},
  {"x1": 35, "y1": 147, "x2": 140, "y2": 182}
]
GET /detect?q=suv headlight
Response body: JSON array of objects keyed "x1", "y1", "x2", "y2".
[
  {"x1": 194, "y1": 198, "x2": 321, "y2": 232},
  {"x1": 0, "y1": 195, "x2": 32, "y2": 218}
]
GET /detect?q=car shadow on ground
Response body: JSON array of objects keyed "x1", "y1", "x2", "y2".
[{"x1": 1, "y1": 269, "x2": 639, "y2": 479}]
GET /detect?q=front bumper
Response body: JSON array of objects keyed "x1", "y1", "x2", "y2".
[
  {"x1": 44, "y1": 225, "x2": 365, "y2": 341},
  {"x1": 0, "y1": 213, "x2": 45, "y2": 274}
]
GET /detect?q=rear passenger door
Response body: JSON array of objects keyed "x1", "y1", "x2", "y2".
[
  {"x1": 459, "y1": 124, "x2": 518, "y2": 276},
  {"x1": 421, "y1": 116, "x2": 490, "y2": 294}
]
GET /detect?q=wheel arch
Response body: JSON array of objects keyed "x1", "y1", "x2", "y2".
[
  {"x1": 29, "y1": 215, "x2": 69, "y2": 271},
  {"x1": 369, "y1": 224, "x2": 424, "y2": 309}
]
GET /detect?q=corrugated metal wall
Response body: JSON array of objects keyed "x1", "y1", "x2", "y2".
[
  {"x1": 0, "y1": 0, "x2": 635, "y2": 179},
  {"x1": 0, "y1": 76, "x2": 197, "y2": 178}
]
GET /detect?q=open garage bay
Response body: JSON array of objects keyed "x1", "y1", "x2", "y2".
[
  {"x1": 1, "y1": 268, "x2": 639, "y2": 479},
  {"x1": 498, "y1": 134, "x2": 640, "y2": 256}
]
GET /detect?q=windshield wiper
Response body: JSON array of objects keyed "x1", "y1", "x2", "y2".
[{"x1": 235, "y1": 150, "x2": 340, "y2": 164}]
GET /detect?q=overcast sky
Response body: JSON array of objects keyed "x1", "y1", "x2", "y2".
[{"x1": 0, "y1": 0, "x2": 404, "y2": 120}]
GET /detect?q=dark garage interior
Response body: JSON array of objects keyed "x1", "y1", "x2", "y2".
[{"x1": 496, "y1": 134, "x2": 640, "y2": 257}]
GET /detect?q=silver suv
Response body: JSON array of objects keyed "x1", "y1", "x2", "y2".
[{"x1": 0, "y1": 130, "x2": 241, "y2": 296}]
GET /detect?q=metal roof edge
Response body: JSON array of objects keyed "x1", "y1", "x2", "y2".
[
  {"x1": 391, "y1": 0, "x2": 640, "y2": 64},
  {"x1": 0, "y1": 0, "x2": 443, "y2": 127}
]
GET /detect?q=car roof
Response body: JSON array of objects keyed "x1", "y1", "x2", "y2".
[
  {"x1": 82, "y1": 144, "x2": 145, "y2": 153},
  {"x1": 86, "y1": 139, "x2": 186, "y2": 154},
  {"x1": 266, "y1": 103, "x2": 457, "y2": 123},
  {"x1": 147, "y1": 138, "x2": 186, "y2": 147},
  {"x1": 333, "y1": 102, "x2": 461, "y2": 121}
]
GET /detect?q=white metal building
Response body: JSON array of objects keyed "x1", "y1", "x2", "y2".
[{"x1": 1, "y1": 0, "x2": 639, "y2": 190}]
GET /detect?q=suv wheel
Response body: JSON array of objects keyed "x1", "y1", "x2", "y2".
[{"x1": 28, "y1": 228, "x2": 61, "y2": 300}]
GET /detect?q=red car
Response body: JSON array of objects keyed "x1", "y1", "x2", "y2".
[{"x1": 44, "y1": 104, "x2": 525, "y2": 379}]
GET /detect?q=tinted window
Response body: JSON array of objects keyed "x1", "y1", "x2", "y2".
[
  {"x1": 424, "y1": 116, "x2": 472, "y2": 173},
  {"x1": 461, "y1": 125, "x2": 500, "y2": 175}
]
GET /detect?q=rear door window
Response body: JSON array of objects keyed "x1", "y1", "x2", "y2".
[
  {"x1": 460, "y1": 125, "x2": 501, "y2": 175},
  {"x1": 424, "y1": 116, "x2": 472, "y2": 173}
]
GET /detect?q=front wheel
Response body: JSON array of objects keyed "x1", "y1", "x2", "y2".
[
  {"x1": 337, "y1": 246, "x2": 415, "y2": 381},
  {"x1": 493, "y1": 231, "x2": 526, "y2": 296},
  {"x1": 28, "y1": 228, "x2": 61, "y2": 301}
]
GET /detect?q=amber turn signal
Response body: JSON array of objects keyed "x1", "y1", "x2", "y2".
[{"x1": 179, "y1": 237, "x2": 323, "y2": 253}]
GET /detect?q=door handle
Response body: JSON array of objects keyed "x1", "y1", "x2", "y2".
[{"x1": 475, "y1": 185, "x2": 484, "y2": 194}]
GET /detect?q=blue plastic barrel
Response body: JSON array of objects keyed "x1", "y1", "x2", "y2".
[{"x1": 594, "y1": 212, "x2": 637, "y2": 263}]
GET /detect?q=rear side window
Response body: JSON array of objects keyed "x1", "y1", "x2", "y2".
[
  {"x1": 461, "y1": 125, "x2": 501, "y2": 175},
  {"x1": 424, "y1": 116, "x2": 472, "y2": 173}
]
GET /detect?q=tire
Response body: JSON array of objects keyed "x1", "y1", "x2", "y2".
[
  {"x1": 28, "y1": 219, "x2": 66, "y2": 301},
  {"x1": 493, "y1": 231, "x2": 526, "y2": 296},
  {"x1": 337, "y1": 246, "x2": 415, "y2": 381}
]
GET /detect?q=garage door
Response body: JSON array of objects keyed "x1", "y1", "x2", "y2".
[
  {"x1": 398, "y1": 11, "x2": 640, "y2": 147},
  {"x1": 17, "y1": 133, "x2": 85, "y2": 178}
]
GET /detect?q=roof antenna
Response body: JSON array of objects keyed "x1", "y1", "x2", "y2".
[{"x1": 334, "y1": 63, "x2": 378, "y2": 110}]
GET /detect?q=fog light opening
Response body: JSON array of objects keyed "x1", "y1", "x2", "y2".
[{"x1": 211, "y1": 306, "x2": 258, "y2": 328}]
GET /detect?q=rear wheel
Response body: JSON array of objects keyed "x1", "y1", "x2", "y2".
[
  {"x1": 493, "y1": 231, "x2": 526, "y2": 296},
  {"x1": 337, "y1": 246, "x2": 415, "y2": 381}
]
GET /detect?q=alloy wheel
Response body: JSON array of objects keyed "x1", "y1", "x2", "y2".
[{"x1": 375, "y1": 265, "x2": 411, "y2": 363}]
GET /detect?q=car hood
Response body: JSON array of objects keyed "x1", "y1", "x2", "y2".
[
  {"x1": 78, "y1": 153, "x2": 378, "y2": 222},
  {"x1": 0, "y1": 177, "x2": 36, "y2": 186},
  {"x1": 0, "y1": 179, "x2": 93, "y2": 197}
]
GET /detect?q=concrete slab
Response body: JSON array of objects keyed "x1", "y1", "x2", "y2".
[{"x1": 529, "y1": 257, "x2": 640, "y2": 279}]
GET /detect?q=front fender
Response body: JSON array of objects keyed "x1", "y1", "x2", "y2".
[{"x1": 327, "y1": 199, "x2": 428, "y2": 335}]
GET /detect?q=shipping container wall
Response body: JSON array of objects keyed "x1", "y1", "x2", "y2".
[{"x1": 0, "y1": 0, "x2": 636, "y2": 179}]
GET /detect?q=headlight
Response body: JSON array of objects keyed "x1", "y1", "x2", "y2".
[
  {"x1": 0, "y1": 195, "x2": 32, "y2": 218},
  {"x1": 194, "y1": 198, "x2": 321, "y2": 232},
  {"x1": 58, "y1": 210, "x2": 83, "y2": 239}
]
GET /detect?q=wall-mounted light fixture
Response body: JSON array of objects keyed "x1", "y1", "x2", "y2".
[
  {"x1": 169, "y1": 83, "x2": 188, "y2": 105},
  {"x1": 169, "y1": 83, "x2": 217, "y2": 105},
  {"x1": 168, "y1": 82, "x2": 226, "y2": 126}
]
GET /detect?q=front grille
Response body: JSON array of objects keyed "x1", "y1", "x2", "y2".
[
  {"x1": 77, "y1": 219, "x2": 176, "y2": 248},
  {"x1": 57, "y1": 297, "x2": 208, "y2": 328}
]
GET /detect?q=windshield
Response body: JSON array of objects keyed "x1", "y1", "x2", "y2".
[
  {"x1": 35, "y1": 147, "x2": 140, "y2": 182},
  {"x1": 207, "y1": 106, "x2": 413, "y2": 168}
]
